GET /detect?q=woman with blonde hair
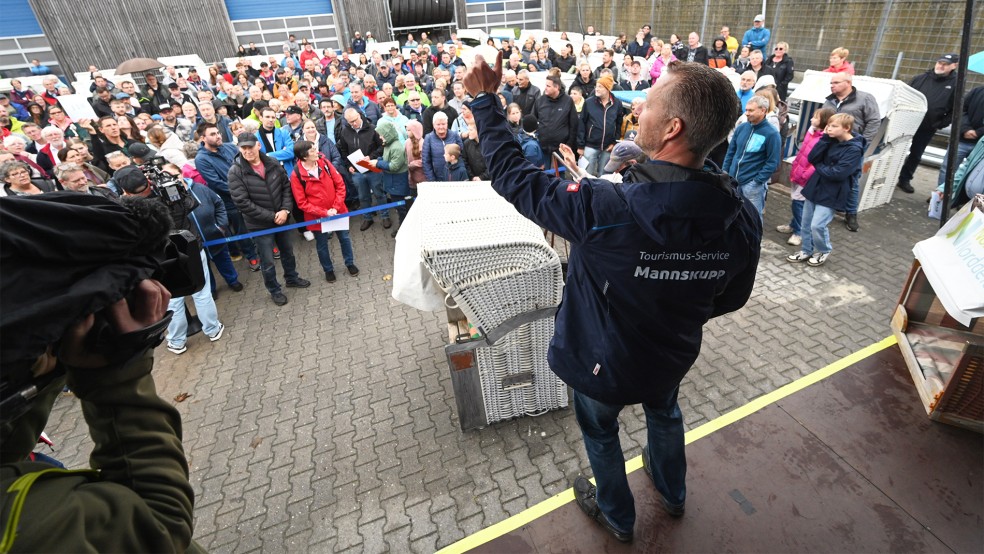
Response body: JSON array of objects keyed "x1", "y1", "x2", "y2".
[{"x1": 824, "y1": 47, "x2": 855, "y2": 74}]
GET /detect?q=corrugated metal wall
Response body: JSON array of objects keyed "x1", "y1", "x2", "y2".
[
  {"x1": 28, "y1": 0, "x2": 238, "y2": 78},
  {"x1": 554, "y1": 0, "x2": 984, "y2": 86},
  {"x1": 334, "y1": 0, "x2": 392, "y2": 45}
]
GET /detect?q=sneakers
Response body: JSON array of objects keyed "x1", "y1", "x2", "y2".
[
  {"x1": 229, "y1": 281, "x2": 244, "y2": 292},
  {"x1": 897, "y1": 181, "x2": 915, "y2": 194},
  {"x1": 360, "y1": 219, "x2": 374, "y2": 231},
  {"x1": 209, "y1": 323, "x2": 225, "y2": 342},
  {"x1": 273, "y1": 247, "x2": 281, "y2": 259},
  {"x1": 271, "y1": 292, "x2": 288, "y2": 306},
  {"x1": 382, "y1": 218, "x2": 392, "y2": 229},
  {"x1": 286, "y1": 278, "x2": 311, "y2": 288},
  {"x1": 229, "y1": 254, "x2": 243, "y2": 262},
  {"x1": 325, "y1": 271, "x2": 337, "y2": 282},
  {"x1": 248, "y1": 259, "x2": 260, "y2": 272},
  {"x1": 845, "y1": 213, "x2": 859, "y2": 232},
  {"x1": 573, "y1": 476, "x2": 633, "y2": 543},
  {"x1": 776, "y1": 224, "x2": 794, "y2": 234},
  {"x1": 808, "y1": 252, "x2": 830, "y2": 266},
  {"x1": 787, "y1": 234, "x2": 802, "y2": 246},
  {"x1": 786, "y1": 251, "x2": 812, "y2": 263},
  {"x1": 167, "y1": 343, "x2": 187, "y2": 355},
  {"x1": 347, "y1": 265, "x2": 360, "y2": 276},
  {"x1": 642, "y1": 445, "x2": 686, "y2": 517},
  {"x1": 303, "y1": 230, "x2": 315, "y2": 241}
]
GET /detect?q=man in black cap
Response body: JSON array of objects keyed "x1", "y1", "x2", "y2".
[
  {"x1": 897, "y1": 53, "x2": 959, "y2": 193},
  {"x1": 227, "y1": 132, "x2": 310, "y2": 306},
  {"x1": 282, "y1": 105, "x2": 305, "y2": 143}
]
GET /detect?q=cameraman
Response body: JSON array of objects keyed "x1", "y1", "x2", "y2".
[
  {"x1": 115, "y1": 163, "x2": 225, "y2": 354},
  {"x1": 0, "y1": 192, "x2": 200, "y2": 552}
]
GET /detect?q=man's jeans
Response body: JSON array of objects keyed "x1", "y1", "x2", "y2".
[
  {"x1": 937, "y1": 140, "x2": 976, "y2": 187},
  {"x1": 167, "y1": 250, "x2": 222, "y2": 348},
  {"x1": 314, "y1": 230, "x2": 355, "y2": 273},
  {"x1": 573, "y1": 389, "x2": 686, "y2": 534},
  {"x1": 207, "y1": 244, "x2": 239, "y2": 293},
  {"x1": 799, "y1": 200, "x2": 835, "y2": 254},
  {"x1": 581, "y1": 147, "x2": 611, "y2": 177},
  {"x1": 352, "y1": 171, "x2": 388, "y2": 221},
  {"x1": 222, "y1": 198, "x2": 258, "y2": 260},
  {"x1": 789, "y1": 199, "x2": 804, "y2": 235},
  {"x1": 254, "y1": 230, "x2": 299, "y2": 295},
  {"x1": 740, "y1": 181, "x2": 768, "y2": 224}
]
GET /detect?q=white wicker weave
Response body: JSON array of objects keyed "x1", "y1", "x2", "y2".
[{"x1": 416, "y1": 182, "x2": 569, "y2": 424}]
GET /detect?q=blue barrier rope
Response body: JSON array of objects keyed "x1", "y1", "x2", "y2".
[{"x1": 203, "y1": 200, "x2": 406, "y2": 247}]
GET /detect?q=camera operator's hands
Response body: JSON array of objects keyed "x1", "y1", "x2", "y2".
[
  {"x1": 59, "y1": 279, "x2": 171, "y2": 369},
  {"x1": 274, "y1": 209, "x2": 289, "y2": 225},
  {"x1": 463, "y1": 51, "x2": 503, "y2": 98}
]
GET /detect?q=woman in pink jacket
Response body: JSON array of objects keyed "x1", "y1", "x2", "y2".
[
  {"x1": 649, "y1": 44, "x2": 676, "y2": 82},
  {"x1": 780, "y1": 108, "x2": 835, "y2": 246}
]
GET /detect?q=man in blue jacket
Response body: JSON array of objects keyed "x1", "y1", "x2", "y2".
[
  {"x1": 722, "y1": 95, "x2": 782, "y2": 223},
  {"x1": 742, "y1": 15, "x2": 771, "y2": 51},
  {"x1": 256, "y1": 107, "x2": 296, "y2": 176},
  {"x1": 463, "y1": 54, "x2": 762, "y2": 543},
  {"x1": 195, "y1": 122, "x2": 260, "y2": 270}
]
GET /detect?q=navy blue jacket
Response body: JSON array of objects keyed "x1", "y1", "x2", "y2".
[
  {"x1": 186, "y1": 180, "x2": 228, "y2": 245},
  {"x1": 421, "y1": 130, "x2": 464, "y2": 181},
  {"x1": 470, "y1": 93, "x2": 762, "y2": 405},
  {"x1": 803, "y1": 133, "x2": 866, "y2": 211},
  {"x1": 578, "y1": 95, "x2": 623, "y2": 150},
  {"x1": 195, "y1": 143, "x2": 239, "y2": 199}
]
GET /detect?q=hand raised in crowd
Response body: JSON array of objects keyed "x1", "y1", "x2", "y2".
[{"x1": 463, "y1": 51, "x2": 503, "y2": 98}]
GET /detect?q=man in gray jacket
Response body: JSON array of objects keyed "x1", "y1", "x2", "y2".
[{"x1": 823, "y1": 73, "x2": 881, "y2": 232}]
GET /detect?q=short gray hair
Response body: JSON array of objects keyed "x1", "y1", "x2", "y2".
[
  {"x1": 0, "y1": 160, "x2": 30, "y2": 181},
  {"x1": 54, "y1": 162, "x2": 85, "y2": 182},
  {"x1": 432, "y1": 112, "x2": 449, "y2": 123},
  {"x1": 746, "y1": 95, "x2": 771, "y2": 111}
]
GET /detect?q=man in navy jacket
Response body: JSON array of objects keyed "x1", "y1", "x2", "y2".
[{"x1": 464, "y1": 55, "x2": 761, "y2": 543}]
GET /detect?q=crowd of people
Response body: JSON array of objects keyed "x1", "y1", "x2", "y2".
[{"x1": 1, "y1": 15, "x2": 980, "y2": 305}]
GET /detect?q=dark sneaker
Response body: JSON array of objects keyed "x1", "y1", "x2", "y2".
[
  {"x1": 642, "y1": 445, "x2": 686, "y2": 518},
  {"x1": 248, "y1": 259, "x2": 260, "y2": 272},
  {"x1": 325, "y1": 271, "x2": 336, "y2": 282},
  {"x1": 897, "y1": 181, "x2": 915, "y2": 194},
  {"x1": 360, "y1": 219, "x2": 374, "y2": 231},
  {"x1": 845, "y1": 213, "x2": 859, "y2": 232},
  {"x1": 573, "y1": 476, "x2": 633, "y2": 543},
  {"x1": 286, "y1": 278, "x2": 311, "y2": 288},
  {"x1": 382, "y1": 218, "x2": 392, "y2": 229},
  {"x1": 347, "y1": 264, "x2": 360, "y2": 276},
  {"x1": 229, "y1": 282, "x2": 244, "y2": 292},
  {"x1": 271, "y1": 292, "x2": 288, "y2": 306},
  {"x1": 273, "y1": 247, "x2": 281, "y2": 259}
]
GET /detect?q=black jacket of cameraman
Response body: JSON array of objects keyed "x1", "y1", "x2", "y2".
[
  {"x1": 164, "y1": 185, "x2": 202, "y2": 242},
  {"x1": 227, "y1": 152, "x2": 294, "y2": 231}
]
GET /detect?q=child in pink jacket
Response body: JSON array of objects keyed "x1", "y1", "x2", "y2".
[{"x1": 779, "y1": 108, "x2": 835, "y2": 246}]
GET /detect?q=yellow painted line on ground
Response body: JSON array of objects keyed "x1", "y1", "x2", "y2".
[{"x1": 436, "y1": 335, "x2": 898, "y2": 554}]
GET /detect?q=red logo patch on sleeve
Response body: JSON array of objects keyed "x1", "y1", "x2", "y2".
[{"x1": 566, "y1": 183, "x2": 580, "y2": 192}]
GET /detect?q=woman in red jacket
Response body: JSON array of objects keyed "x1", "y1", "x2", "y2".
[{"x1": 290, "y1": 140, "x2": 359, "y2": 282}]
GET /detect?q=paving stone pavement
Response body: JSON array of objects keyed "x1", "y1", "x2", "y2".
[{"x1": 44, "y1": 166, "x2": 945, "y2": 552}]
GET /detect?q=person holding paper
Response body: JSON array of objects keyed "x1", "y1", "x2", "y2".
[
  {"x1": 290, "y1": 140, "x2": 358, "y2": 282},
  {"x1": 337, "y1": 108, "x2": 387, "y2": 231}
]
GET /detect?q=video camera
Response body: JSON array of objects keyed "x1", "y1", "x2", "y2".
[{"x1": 137, "y1": 156, "x2": 191, "y2": 207}]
